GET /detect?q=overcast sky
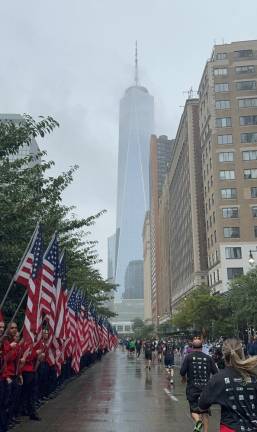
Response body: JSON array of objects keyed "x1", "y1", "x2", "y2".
[{"x1": 1, "y1": 0, "x2": 257, "y2": 277}]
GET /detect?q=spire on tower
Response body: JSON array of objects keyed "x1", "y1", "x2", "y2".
[{"x1": 134, "y1": 41, "x2": 139, "y2": 86}]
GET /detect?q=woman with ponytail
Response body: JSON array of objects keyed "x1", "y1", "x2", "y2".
[{"x1": 199, "y1": 338, "x2": 257, "y2": 432}]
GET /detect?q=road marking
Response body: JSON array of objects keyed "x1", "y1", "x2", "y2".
[{"x1": 164, "y1": 388, "x2": 179, "y2": 402}]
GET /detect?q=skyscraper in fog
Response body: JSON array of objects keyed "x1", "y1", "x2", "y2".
[{"x1": 115, "y1": 46, "x2": 154, "y2": 300}]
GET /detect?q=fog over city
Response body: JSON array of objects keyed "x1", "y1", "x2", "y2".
[{"x1": 1, "y1": 0, "x2": 257, "y2": 278}]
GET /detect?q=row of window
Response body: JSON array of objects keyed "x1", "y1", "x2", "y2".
[
  {"x1": 208, "y1": 206, "x2": 257, "y2": 221},
  {"x1": 217, "y1": 168, "x2": 257, "y2": 179},
  {"x1": 209, "y1": 226, "x2": 257, "y2": 241},
  {"x1": 217, "y1": 133, "x2": 257, "y2": 144},
  {"x1": 216, "y1": 49, "x2": 254, "y2": 61},
  {"x1": 220, "y1": 187, "x2": 257, "y2": 199},
  {"x1": 216, "y1": 97, "x2": 257, "y2": 109},
  {"x1": 215, "y1": 149, "x2": 257, "y2": 160},
  {"x1": 215, "y1": 81, "x2": 257, "y2": 93},
  {"x1": 216, "y1": 116, "x2": 257, "y2": 128},
  {"x1": 214, "y1": 65, "x2": 256, "y2": 76}
]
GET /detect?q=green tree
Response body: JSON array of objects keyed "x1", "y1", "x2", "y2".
[
  {"x1": 0, "y1": 114, "x2": 115, "y2": 320},
  {"x1": 227, "y1": 266, "x2": 257, "y2": 335},
  {"x1": 172, "y1": 285, "x2": 232, "y2": 338},
  {"x1": 132, "y1": 318, "x2": 154, "y2": 339}
]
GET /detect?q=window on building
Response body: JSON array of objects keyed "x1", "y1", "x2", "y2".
[
  {"x1": 218, "y1": 134, "x2": 233, "y2": 145},
  {"x1": 217, "y1": 268, "x2": 220, "y2": 281},
  {"x1": 216, "y1": 117, "x2": 232, "y2": 128},
  {"x1": 211, "y1": 234, "x2": 213, "y2": 246},
  {"x1": 213, "y1": 211, "x2": 216, "y2": 223},
  {"x1": 236, "y1": 65, "x2": 255, "y2": 74},
  {"x1": 224, "y1": 227, "x2": 240, "y2": 238},
  {"x1": 222, "y1": 207, "x2": 239, "y2": 218},
  {"x1": 209, "y1": 198, "x2": 211, "y2": 210},
  {"x1": 227, "y1": 267, "x2": 244, "y2": 280},
  {"x1": 225, "y1": 247, "x2": 242, "y2": 259},
  {"x1": 207, "y1": 237, "x2": 210, "y2": 249},
  {"x1": 252, "y1": 207, "x2": 257, "y2": 217},
  {"x1": 216, "y1": 100, "x2": 231, "y2": 109},
  {"x1": 214, "y1": 68, "x2": 228, "y2": 76},
  {"x1": 239, "y1": 98, "x2": 257, "y2": 108},
  {"x1": 236, "y1": 81, "x2": 257, "y2": 91},
  {"x1": 242, "y1": 151, "x2": 257, "y2": 161},
  {"x1": 221, "y1": 188, "x2": 237, "y2": 199},
  {"x1": 214, "y1": 230, "x2": 217, "y2": 242},
  {"x1": 209, "y1": 274, "x2": 212, "y2": 286},
  {"x1": 206, "y1": 220, "x2": 209, "y2": 230},
  {"x1": 212, "y1": 193, "x2": 215, "y2": 205},
  {"x1": 240, "y1": 116, "x2": 257, "y2": 126},
  {"x1": 210, "y1": 215, "x2": 212, "y2": 227},
  {"x1": 216, "y1": 52, "x2": 227, "y2": 60},
  {"x1": 211, "y1": 175, "x2": 213, "y2": 186},
  {"x1": 235, "y1": 49, "x2": 253, "y2": 58},
  {"x1": 244, "y1": 169, "x2": 257, "y2": 179},
  {"x1": 241, "y1": 132, "x2": 257, "y2": 143},
  {"x1": 215, "y1": 83, "x2": 229, "y2": 92},
  {"x1": 124, "y1": 325, "x2": 131, "y2": 332},
  {"x1": 219, "y1": 152, "x2": 234, "y2": 162},
  {"x1": 210, "y1": 157, "x2": 212, "y2": 169},
  {"x1": 255, "y1": 226, "x2": 257, "y2": 237},
  {"x1": 219, "y1": 170, "x2": 235, "y2": 180},
  {"x1": 216, "y1": 250, "x2": 219, "y2": 262},
  {"x1": 251, "y1": 187, "x2": 257, "y2": 198},
  {"x1": 117, "y1": 325, "x2": 123, "y2": 332}
]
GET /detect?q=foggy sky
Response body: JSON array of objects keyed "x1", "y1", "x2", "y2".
[{"x1": 1, "y1": 0, "x2": 257, "y2": 278}]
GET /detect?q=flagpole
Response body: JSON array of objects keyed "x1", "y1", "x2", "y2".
[
  {"x1": 0, "y1": 290, "x2": 28, "y2": 344},
  {"x1": 0, "y1": 223, "x2": 39, "y2": 311},
  {"x1": 68, "y1": 283, "x2": 76, "y2": 300}
]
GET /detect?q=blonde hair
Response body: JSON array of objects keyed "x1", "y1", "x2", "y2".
[{"x1": 222, "y1": 338, "x2": 257, "y2": 380}]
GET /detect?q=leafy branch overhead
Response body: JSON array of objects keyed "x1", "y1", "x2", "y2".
[{"x1": 0, "y1": 114, "x2": 116, "y2": 321}]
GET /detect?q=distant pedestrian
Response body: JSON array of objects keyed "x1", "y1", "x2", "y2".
[
  {"x1": 135, "y1": 340, "x2": 142, "y2": 358},
  {"x1": 144, "y1": 340, "x2": 152, "y2": 370},
  {"x1": 164, "y1": 339, "x2": 175, "y2": 384},
  {"x1": 199, "y1": 338, "x2": 257, "y2": 432},
  {"x1": 180, "y1": 338, "x2": 218, "y2": 432}
]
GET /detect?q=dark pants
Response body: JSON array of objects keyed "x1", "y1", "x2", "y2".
[
  {"x1": 0, "y1": 380, "x2": 7, "y2": 432},
  {"x1": 21, "y1": 372, "x2": 37, "y2": 416},
  {"x1": 38, "y1": 362, "x2": 51, "y2": 398}
]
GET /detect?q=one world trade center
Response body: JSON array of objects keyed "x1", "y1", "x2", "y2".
[{"x1": 115, "y1": 45, "x2": 154, "y2": 301}]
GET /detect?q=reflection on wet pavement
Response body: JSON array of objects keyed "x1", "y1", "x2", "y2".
[{"x1": 15, "y1": 350, "x2": 220, "y2": 432}]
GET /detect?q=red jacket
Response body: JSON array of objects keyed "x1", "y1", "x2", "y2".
[
  {"x1": 2, "y1": 339, "x2": 19, "y2": 379},
  {"x1": 20, "y1": 342, "x2": 39, "y2": 373}
]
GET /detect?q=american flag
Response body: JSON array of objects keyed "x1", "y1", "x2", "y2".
[
  {"x1": 90, "y1": 307, "x2": 100, "y2": 351},
  {"x1": 54, "y1": 251, "x2": 66, "y2": 339},
  {"x1": 81, "y1": 297, "x2": 92, "y2": 354},
  {"x1": 53, "y1": 252, "x2": 67, "y2": 376},
  {"x1": 39, "y1": 233, "x2": 59, "y2": 336},
  {"x1": 68, "y1": 289, "x2": 83, "y2": 373},
  {"x1": 14, "y1": 224, "x2": 44, "y2": 343}
]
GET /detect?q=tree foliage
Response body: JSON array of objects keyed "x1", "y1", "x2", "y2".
[
  {"x1": 227, "y1": 266, "x2": 257, "y2": 333},
  {"x1": 172, "y1": 285, "x2": 233, "y2": 338},
  {"x1": 0, "y1": 114, "x2": 115, "y2": 321},
  {"x1": 132, "y1": 318, "x2": 155, "y2": 339}
]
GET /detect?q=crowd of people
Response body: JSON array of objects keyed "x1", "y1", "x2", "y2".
[
  {"x1": 122, "y1": 335, "x2": 257, "y2": 432},
  {"x1": 0, "y1": 319, "x2": 105, "y2": 432}
]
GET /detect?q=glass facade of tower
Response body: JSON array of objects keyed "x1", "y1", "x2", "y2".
[{"x1": 115, "y1": 85, "x2": 154, "y2": 300}]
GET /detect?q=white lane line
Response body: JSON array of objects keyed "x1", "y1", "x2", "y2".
[{"x1": 164, "y1": 388, "x2": 179, "y2": 402}]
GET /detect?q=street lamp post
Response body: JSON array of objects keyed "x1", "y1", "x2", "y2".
[{"x1": 249, "y1": 247, "x2": 257, "y2": 265}]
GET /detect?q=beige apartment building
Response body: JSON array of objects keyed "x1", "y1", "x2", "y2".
[
  {"x1": 142, "y1": 211, "x2": 152, "y2": 323},
  {"x1": 162, "y1": 99, "x2": 208, "y2": 310},
  {"x1": 199, "y1": 40, "x2": 257, "y2": 292},
  {"x1": 149, "y1": 135, "x2": 173, "y2": 323}
]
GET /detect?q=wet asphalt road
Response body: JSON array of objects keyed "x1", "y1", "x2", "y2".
[{"x1": 15, "y1": 349, "x2": 220, "y2": 432}]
